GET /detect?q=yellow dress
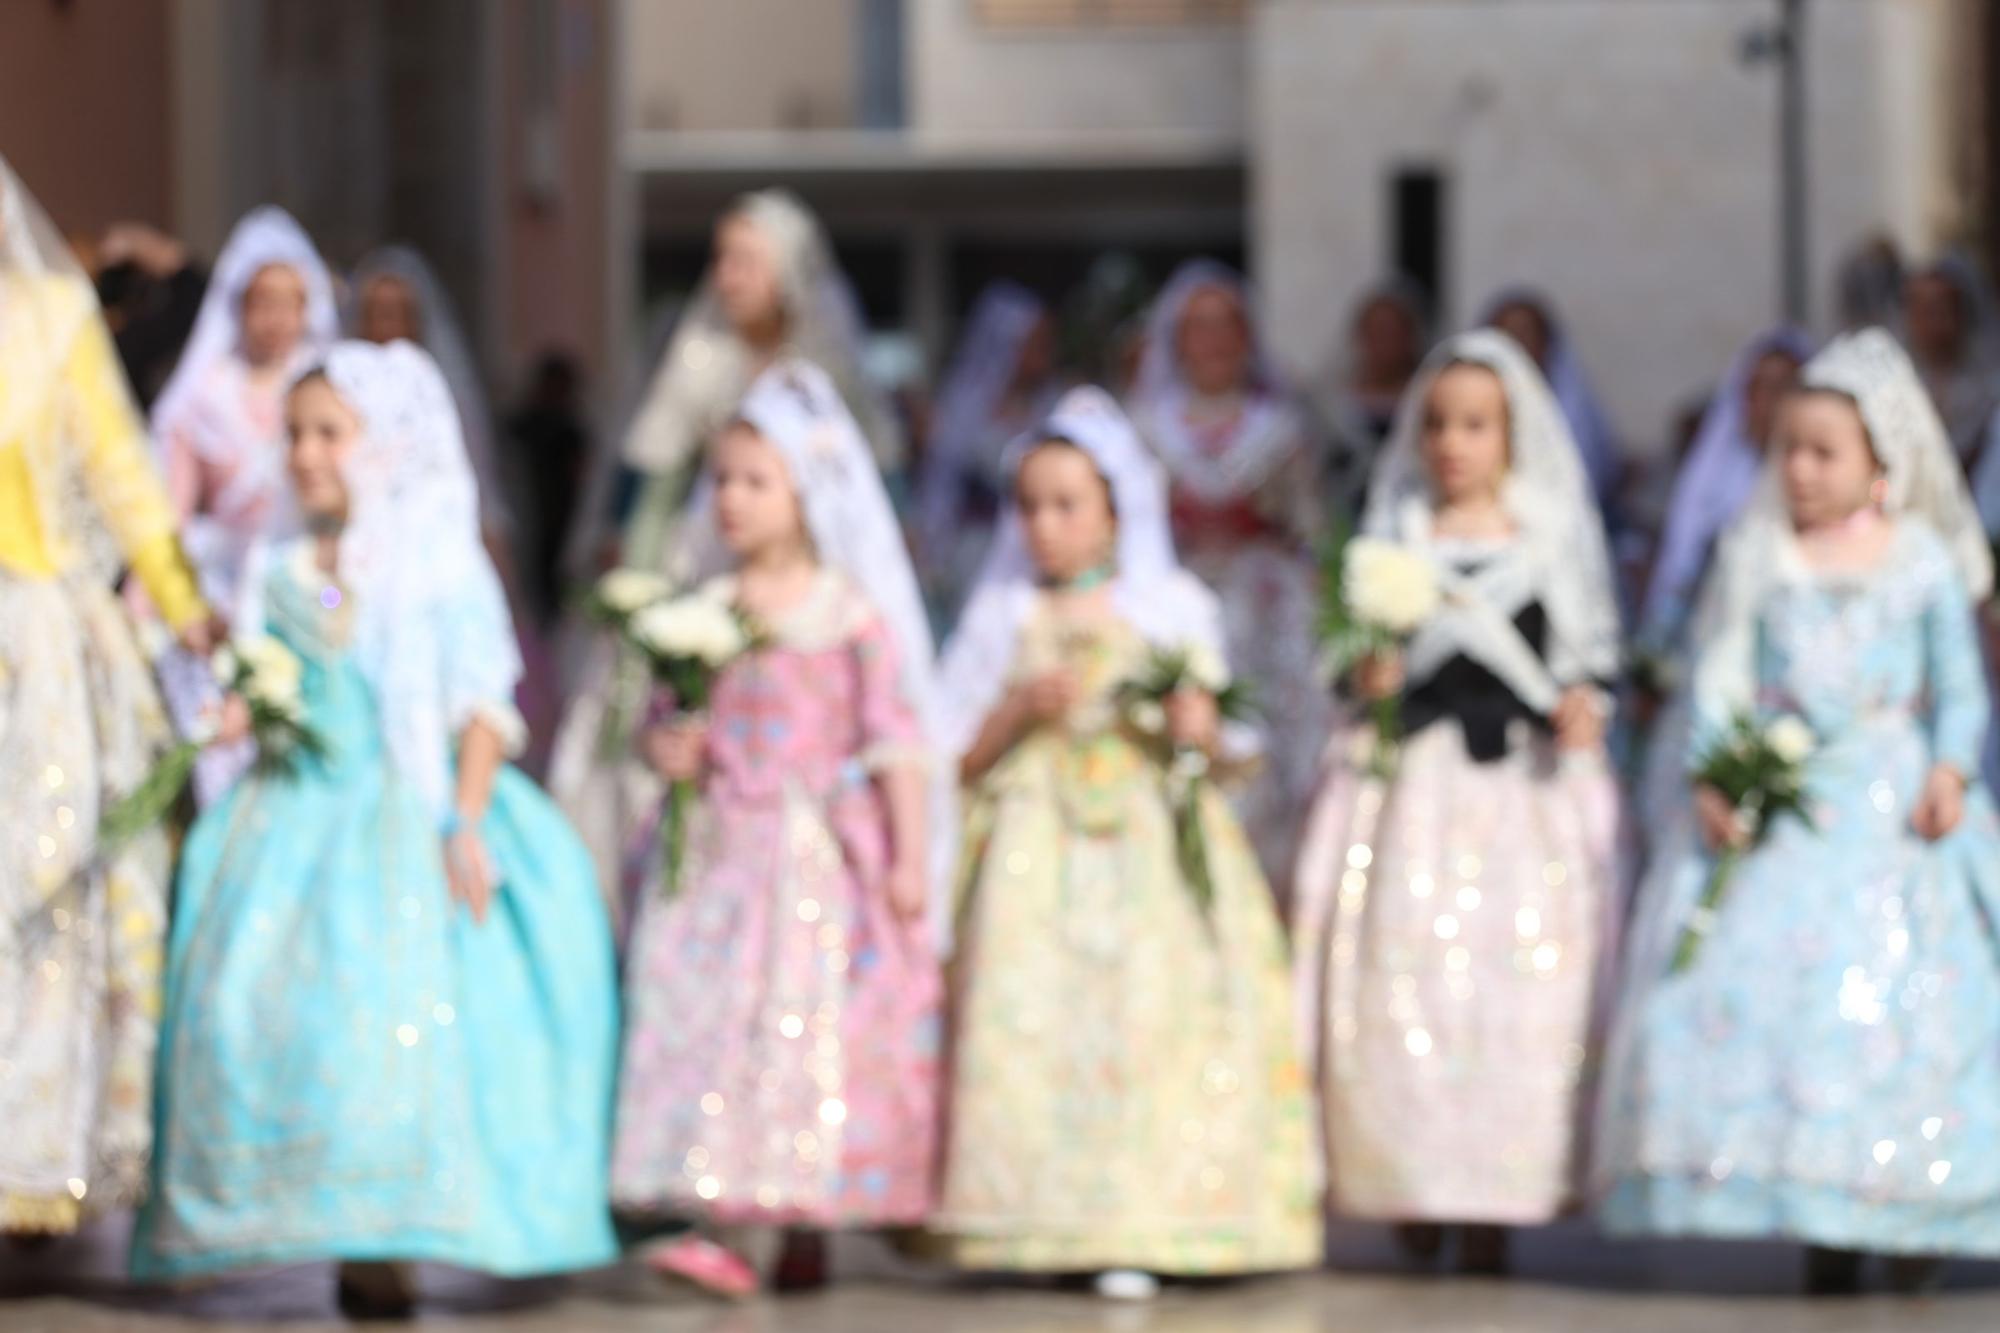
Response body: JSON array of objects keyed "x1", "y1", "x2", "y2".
[
  {"x1": 934, "y1": 603, "x2": 1322, "y2": 1273},
  {"x1": 0, "y1": 272, "x2": 204, "y2": 1232}
]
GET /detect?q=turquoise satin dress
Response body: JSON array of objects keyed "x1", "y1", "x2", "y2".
[{"x1": 132, "y1": 571, "x2": 619, "y2": 1280}]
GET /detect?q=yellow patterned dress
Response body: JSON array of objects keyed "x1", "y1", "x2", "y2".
[
  {"x1": 934, "y1": 603, "x2": 1322, "y2": 1273},
  {"x1": 0, "y1": 272, "x2": 205, "y2": 1232}
]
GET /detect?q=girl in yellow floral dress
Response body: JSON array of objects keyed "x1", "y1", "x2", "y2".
[{"x1": 931, "y1": 386, "x2": 1321, "y2": 1300}]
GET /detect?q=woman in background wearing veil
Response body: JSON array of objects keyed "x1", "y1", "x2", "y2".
[
  {"x1": 1900, "y1": 255, "x2": 2000, "y2": 470},
  {"x1": 914, "y1": 280, "x2": 1065, "y2": 625},
  {"x1": 1480, "y1": 288, "x2": 1622, "y2": 515},
  {"x1": 147, "y1": 206, "x2": 338, "y2": 806},
  {"x1": 548, "y1": 190, "x2": 899, "y2": 908},
  {"x1": 0, "y1": 156, "x2": 212, "y2": 1235},
  {"x1": 1314, "y1": 280, "x2": 1429, "y2": 521},
  {"x1": 1598, "y1": 331, "x2": 2000, "y2": 1295},
  {"x1": 1128, "y1": 260, "x2": 1328, "y2": 890},
  {"x1": 1629, "y1": 330, "x2": 1810, "y2": 850}
]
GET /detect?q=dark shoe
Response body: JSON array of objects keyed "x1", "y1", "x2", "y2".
[
  {"x1": 1459, "y1": 1225, "x2": 1511, "y2": 1276},
  {"x1": 1803, "y1": 1246, "x2": 1863, "y2": 1296},
  {"x1": 1884, "y1": 1254, "x2": 1945, "y2": 1296},
  {"x1": 336, "y1": 1262, "x2": 418, "y2": 1321},
  {"x1": 773, "y1": 1228, "x2": 830, "y2": 1294},
  {"x1": 1392, "y1": 1222, "x2": 1446, "y2": 1263}
]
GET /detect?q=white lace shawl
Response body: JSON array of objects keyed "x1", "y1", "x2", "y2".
[
  {"x1": 937, "y1": 384, "x2": 1253, "y2": 763},
  {"x1": 238, "y1": 340, "x2": 523, "y2": 821},
  {"x1": 1362, "y1": 330, "x2": 1624, "y2": 712},
  {"x1": 1478, "y1": 287, "x2": 1621, "y2": 506},
  {"x1": 349, "y1": 245, "x2": 510, "y2": 533},
  {"x1": 1690, "y1": 328, "x2": 1995, "y2": 724},
  {"x1": 1130, "y1": 258, "x2": 1311, "y2": 502}
]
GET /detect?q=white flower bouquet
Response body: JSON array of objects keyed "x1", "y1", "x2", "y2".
[
  {"x1": 621, "y1": 589, "x2": 759, "y2": 898},
  {"x1": 586, "y1": 567, "x2": 675, "y2": 623},
  {"x1": 100, "y1": 635, "x2": 328, "y2": 848},
  {"x1": 1318, "y1": 528, "x2": 1441, "y2": 777},
  {"x1": 1116, "y1": 644, "x2": 1254, "y2": 916},
  {"x1": 1671, "y1": 712, "x2": 1816, "y2": 973}
]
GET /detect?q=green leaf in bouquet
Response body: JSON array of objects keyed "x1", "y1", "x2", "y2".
[{"x1": 96, "y1": 740, "x2": 201, "y2": 852}]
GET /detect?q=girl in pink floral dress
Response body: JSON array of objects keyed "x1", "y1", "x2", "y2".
[{"x1": 611, "y1": 360, "x2": 950, "y2": 1298}]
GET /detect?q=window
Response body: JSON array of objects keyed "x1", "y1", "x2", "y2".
[
  {"x1": 974, "y1": 0, "x2": 1247, "y2": 28},
  {"x1": 1390, "y1": 166, "x2": 1446, "y2": 312}
]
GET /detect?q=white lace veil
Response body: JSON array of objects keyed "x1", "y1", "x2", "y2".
[
  {"x1": 348, "y1": 245, "x2": 510, "y2": 533},
  {"x1": 937, "y1": 385, "x2": 1240, "y2": 760},
  {"x1": 149, "y1": 206, "x2": 338, "y2": 445},
  {"x1": 622, "y1": 189, "x2": 901, "y2": 487},
  {"x1": 1479, "y1": 287, "x2": 1620, "y2": 505},
  {"x1": 0, "y1": 155, "x2": 91, "y2": 429},
  {"x1": 677, "y1": 358, "x2": 957, "y2": 938},
  {"x1": 1363, "y1": 329, "x2": 1624, "y2": 697},
  {"x1": 915, "y1": 280, "x2": 1048, "y2": 555},
  {"x1": 1640, "y1": 327, "x2": 1814, "y2": 639},
  {"x1": 1690, "y1": 328, "x2": 1994, "y2": 721},
  {"x1": 238, "y1": 340, "x2": 521, "y2": 821}
]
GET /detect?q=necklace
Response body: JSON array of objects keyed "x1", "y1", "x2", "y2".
[{"x1": 1042, "y1": 560, "x2": 1115, "y2": 593}]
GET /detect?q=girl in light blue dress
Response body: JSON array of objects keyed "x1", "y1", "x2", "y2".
[
  {"x1": 133, "y1": 341, "x2": 618, "y2": 1313},
  {"x1": 1596, "y1": 330, "x2": 2000, "y2": 1294}
]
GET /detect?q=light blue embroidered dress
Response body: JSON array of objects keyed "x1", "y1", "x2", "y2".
[
  {"x1": 1598, "y1": 521, "x2": 2000, "y2": 1255},
  {"x1": 132, "y1": 553, "x2": 619, "y2": 1279}
]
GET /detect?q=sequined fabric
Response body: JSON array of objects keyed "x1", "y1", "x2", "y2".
[
  {"x1": 1293, "y1": 720, "x2": 1621, "y2": 1223},
  {"x1": 1599, "y1": 524, "x2": 2000, "y2": 1256},
  {"x1": 0, "y1": 575, "x2": 172, "y2": 1232},
  {"x1": 612, "y1": 576, "x2": 942, "y2": 1227},
  {"x1": 133, "y1": 566, "x2": 618, "y2": 1279},
  {"x1": 934, "y1": 607, "x2": 1322, "y2": 1274}
]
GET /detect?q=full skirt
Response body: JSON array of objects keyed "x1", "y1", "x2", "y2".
[
  {"x1": 1292, "y1": 719, "x2": 1621, "y2": 1223},
  {"x1": 0, "y1": 574, "x2": 172, "y2": 1232}
]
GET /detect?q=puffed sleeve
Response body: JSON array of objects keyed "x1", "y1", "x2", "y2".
[
  {"x1": 60, "y1": 301, "x2": 205, "y2": 630},
  {"x1": 1922, "y1": 558, "x2": 1990, "y2": 780},
  {"x1": 436, "y1": 552, "x2": 529, "y2": 757},
  {"x1": 853, "y1": 610, "x2": 925, "y2": 772}
]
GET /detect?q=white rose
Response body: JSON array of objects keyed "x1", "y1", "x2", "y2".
[
  {"x1": 1129, "y1": 700, "x2": 1167, "y2": 735},
  {"x1": 232, "y1": 635, "x2": 303, "y2": 708},
  {"x1": 597, "y1": 568, "x2": 672, "y2": 616},
  {"x1": 1344, "y1": 538, "x2": 1440, "y2": 636},
  {"x1": 1183, "y1": 642, "x2": 1231, "y2": 694},
  {"x1": 631, "y1": 596, "x2": 747, "y2": 667},
  {"x1": 1763, "y1": 716, "x2": 1816, "y2": 766}
]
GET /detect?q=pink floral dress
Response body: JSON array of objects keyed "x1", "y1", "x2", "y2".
[{"x1": 611, "y1": 571, "x2": 941, "y2": 1227}]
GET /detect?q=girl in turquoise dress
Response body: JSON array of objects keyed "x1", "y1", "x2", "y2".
[
  {"x1": 1596, "y1": 330, "x2": 2000, "y2": 1293},
  {"x1": 132, "y1": 341, "x2": 619, "y2": 1313}
]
